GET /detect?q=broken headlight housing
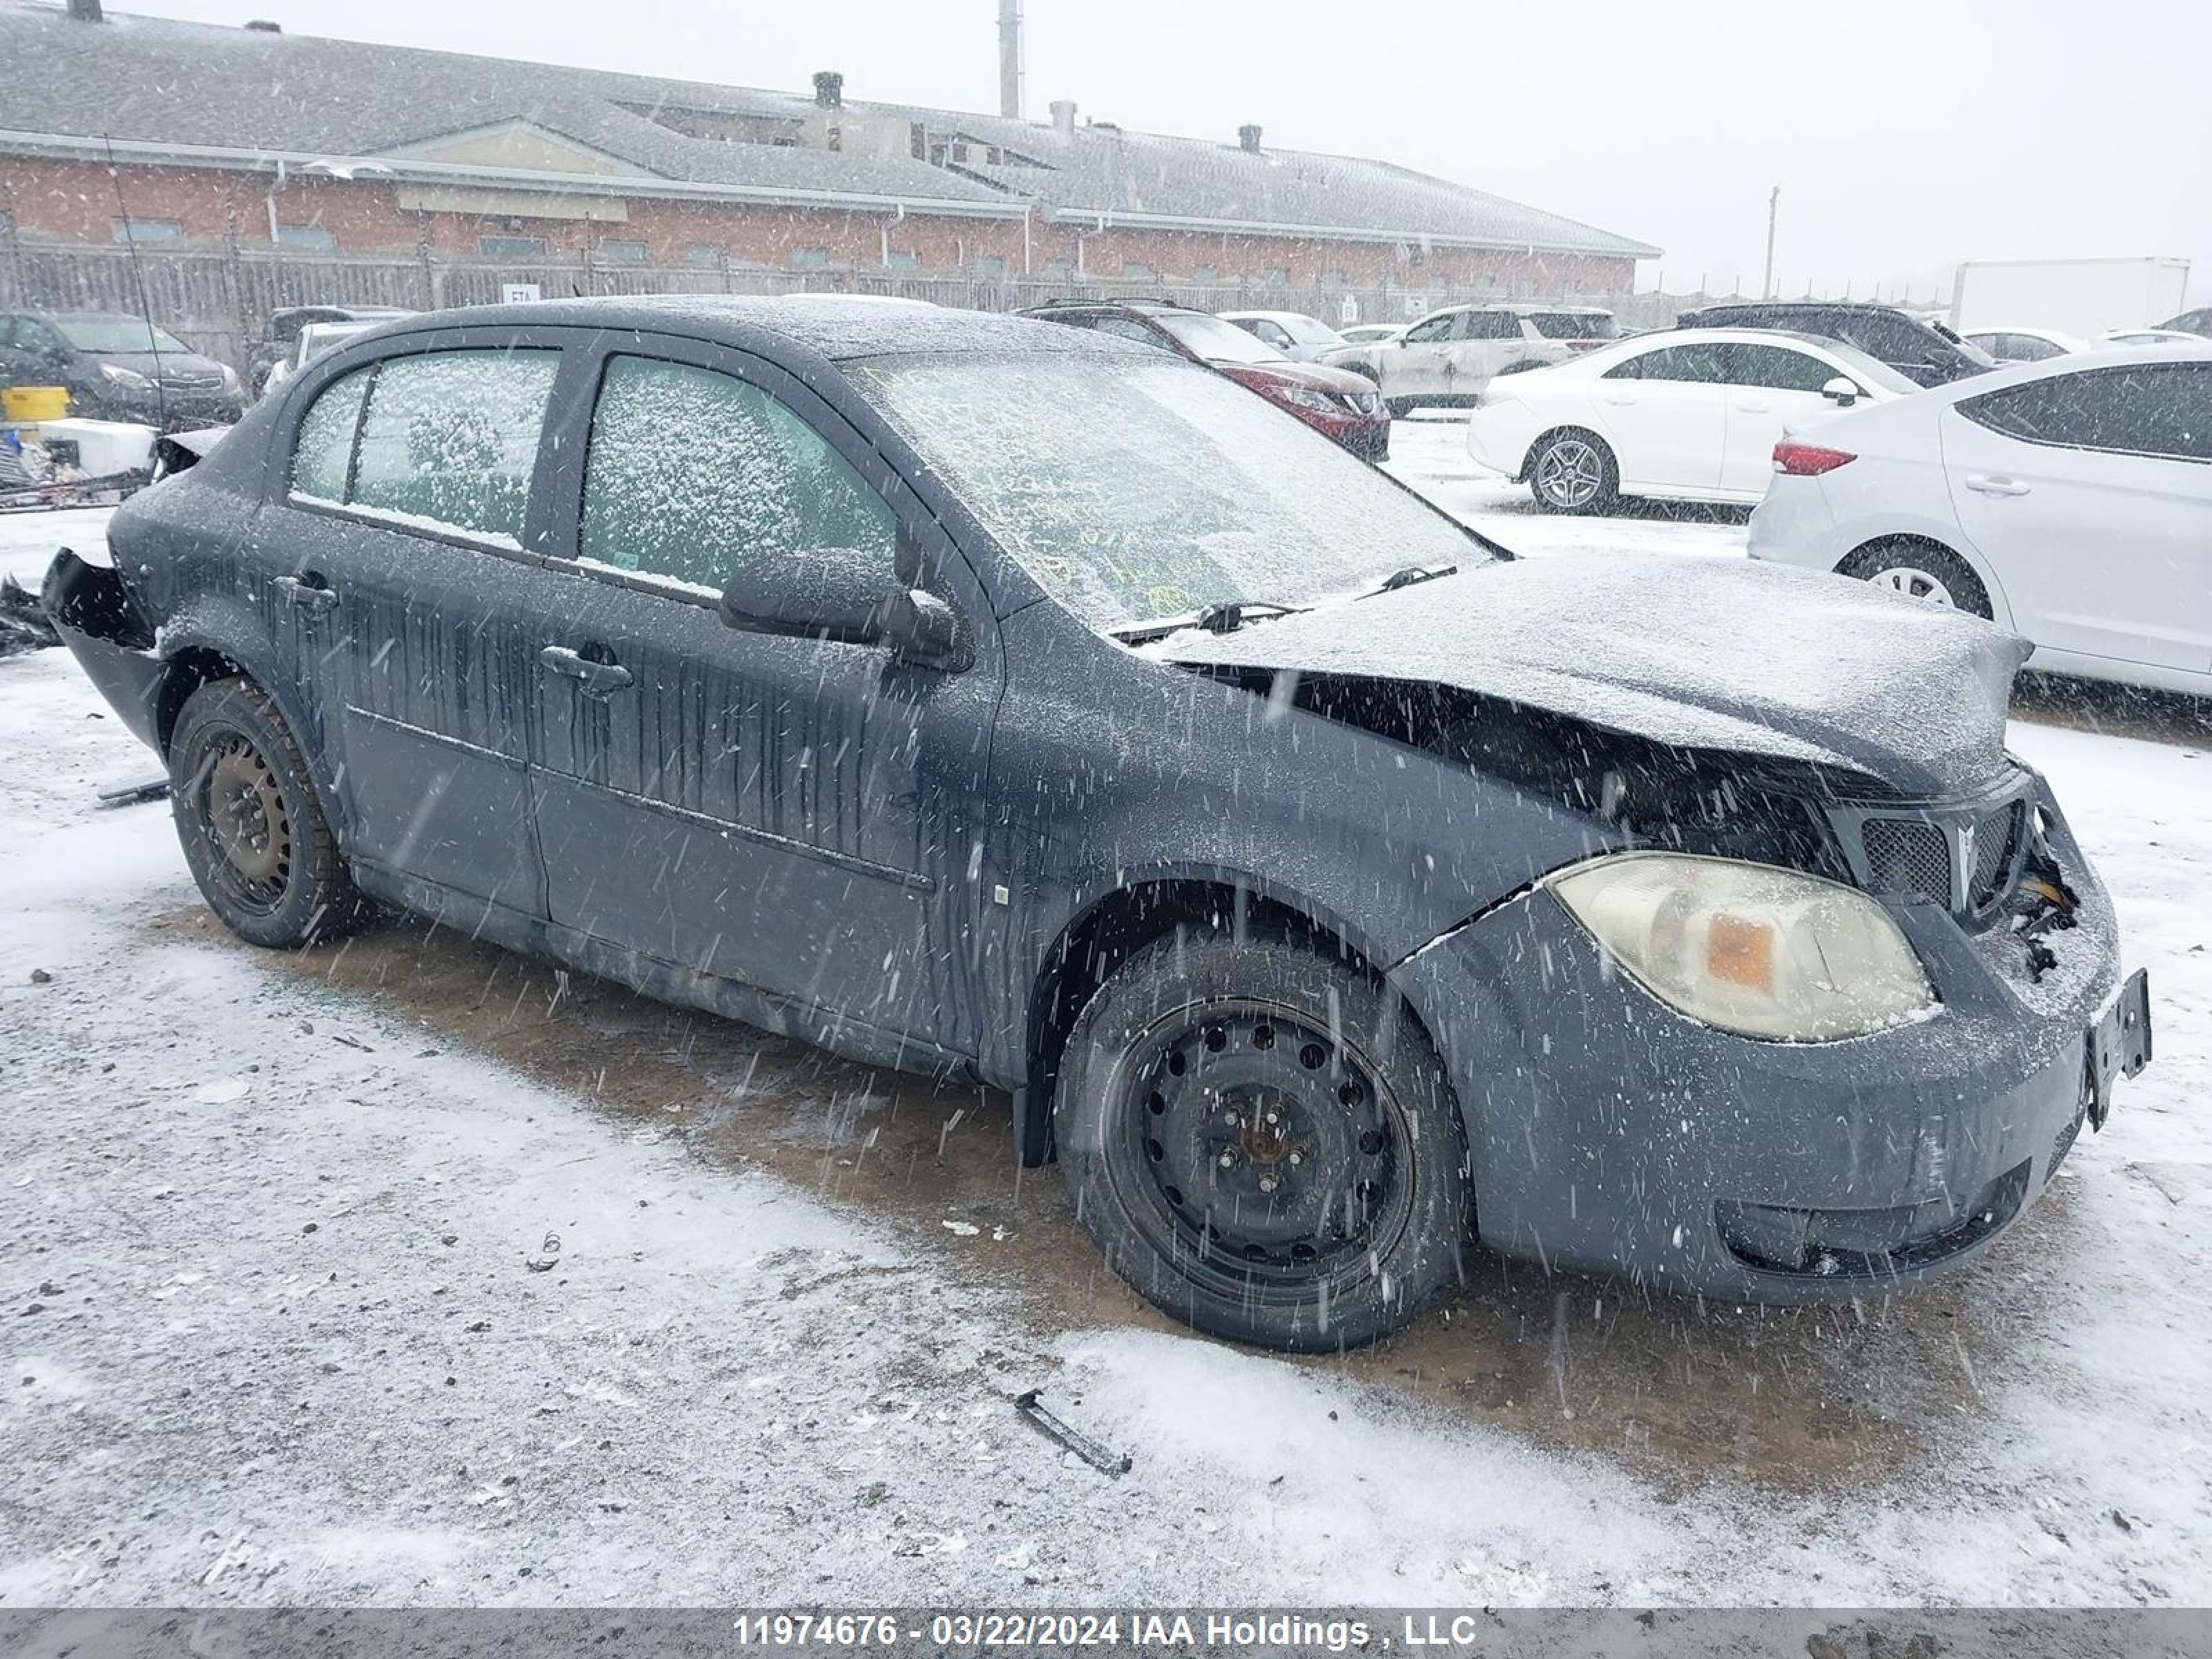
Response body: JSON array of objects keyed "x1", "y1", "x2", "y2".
[{"x1": 1546, "y1": 852, "x2": 1938, "y2": 1042}]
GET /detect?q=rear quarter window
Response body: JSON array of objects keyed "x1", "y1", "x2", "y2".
[{"x1": 1960, "y1": 364, "x2": 2211, "y2": 463}]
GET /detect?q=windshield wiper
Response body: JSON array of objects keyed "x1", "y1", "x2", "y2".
[
  {"x1": 1107, "y1": 599, "x2": 1308, "y2": 646},
  {"x1": 1369, "y1": 563, "x2": 1459, "y2": 595}
]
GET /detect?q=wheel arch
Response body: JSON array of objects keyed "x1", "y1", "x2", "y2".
[
  {"x1": 156, "y1": 626, "x2": 350, "y2": 840},
  {"x1": 1015, "y1": 871, "x2": 1438, "y2": 1168},
  {"x1": 1837, "y1": 532, "x2": 2014, "y2": 629}
]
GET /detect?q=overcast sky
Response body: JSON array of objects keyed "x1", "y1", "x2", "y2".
[{"x1": 109, "y1": 0, "x2": 2212, "y2": 306}]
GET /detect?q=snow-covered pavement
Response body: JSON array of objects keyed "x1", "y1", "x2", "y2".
[{"x1": 3, "y1": 458, "x2": 2209, "y2": 1609}]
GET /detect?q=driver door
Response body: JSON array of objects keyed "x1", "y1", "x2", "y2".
[
  {"x1": 529, "y1": 340, "x2": 1004, "y2": 1053},
  {"x1": 1386, "y1": 309, "x2": 1461, "y2": 397},
  {"x1": 1718, "y1": 341, "x2": 1857, "y2": 496}
]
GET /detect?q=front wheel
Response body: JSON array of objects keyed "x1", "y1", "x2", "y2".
[
  {"x1": 170, "y1": 677, "x2": 370, "y2": 949},
  {"x1": 1528, "y1": 429, "x2": 1618, "y2": 514},
  {"x1": 1055, "y1": 931, "x2": 1470, "y2": 1351}
]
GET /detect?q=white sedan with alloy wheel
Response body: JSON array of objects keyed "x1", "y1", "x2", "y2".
[
  {"x1": 1748, "y1": 342, "x2": 2212, "y2": 695},
  {"x1": 1464, "y1": 328, "x2": 1917, "y2": 513}
]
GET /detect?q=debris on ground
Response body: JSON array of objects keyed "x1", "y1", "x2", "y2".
[{"x1": 1013, "y1": 1389, "x2": 1132, "y2": 1478}]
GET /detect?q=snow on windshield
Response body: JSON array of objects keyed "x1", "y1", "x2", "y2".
[{"x1": 850, "y1": 351, "x2": 1482, "y2": 630}]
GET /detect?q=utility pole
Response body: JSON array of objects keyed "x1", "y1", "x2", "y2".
[{"x1": 1761, "y1": 185, "x2": 1779, "y2": 300}]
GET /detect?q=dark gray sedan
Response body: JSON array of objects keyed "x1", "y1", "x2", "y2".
[{"x1": 43, "y1": 297, "x2": 2149, "y2": 1350}]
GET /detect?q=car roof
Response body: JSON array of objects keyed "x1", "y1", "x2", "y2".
[
  {"x1": 1217, "y1": 310, "x2": 1325, "y2": 325},
  {"x1": 1636, "y1": 326, "x2": 1856, "y2": 351},
  {"x1": 344, "y1": 294, "x2": 1152, "y2": 364},
  {"x1": 1902, "y1": 339, "x2": 2212, "y2": 402},
  {"x1": 24, "y1": 309, "x2": 154, "y2": 324},
  {"x1": 1685, "y1": 300, "x2": 1909, "y2": 315}
]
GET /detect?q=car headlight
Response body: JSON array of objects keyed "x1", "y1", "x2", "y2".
[
  {"x1": 1345, "y1": 389, "x2": 1382, "y2": 416},
  {"x1": 1275, "y1": 386, "x2": 1337, "y2": 414},
  {"x1": 98, "y1": 363, "x2": 152, "y2": 388},
  {"x1": 1546, "y1": 852, "x2": 1936, "y2": 1042}
]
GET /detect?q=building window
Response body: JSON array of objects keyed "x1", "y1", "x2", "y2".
[
  {"x1": 883, "y1": 250, "x2": 919, "y2": 271},
  {"x1": 274, "y1": 223, "x2": 337, "y2": 252},
  {"x1": 598, "y1": 238, "x2": 649, "y2": 263},
  {"x1": 1319, "y1": 269, "x2": 1348, "y2": 288},
  {"x1": 1121, "y1": 261, "x2": 1154, "y2": 281},
  {"x1": 1264, "y1": 266, "x2": 1290, "y2": 288},
  {"x1": 789, "y1": 247, "x2": 831, "y2": 270},
  {"x1": 478, "y1": 234, "x2": 548, "y2": 259},
  {"x1": 112, "y1": 218, "x2": 183, "y2": 245},
  {"x1": 684, "y1": 243, "x2": 727, "y2": 267},
  {"x1": 1039, "y1": 259, "x2": 1072, "y2": 281},
  {"x1": 971, "y1": 255, "x2": 1007, "y2": 278},
  {"x1": 1190, "y1": 265, "x2": 1219, "y2": 283}
]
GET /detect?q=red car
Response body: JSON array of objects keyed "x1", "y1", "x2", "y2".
[{"x1": 1019, "y1": 299, "x2": 1391, "y2": 462}]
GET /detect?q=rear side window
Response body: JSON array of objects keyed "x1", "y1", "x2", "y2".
[
  {"x1": 1461, "y1": 311, "x2": 1519, "y2": 341},
  {"x1": 1605, "y1": 344, "x2": 1731, "y2": 384},
  {"x1": 1729, "y1": 343, "x2": 1840, "y2": 393},
  {"x1": 1529, "y1": 312, "x2": 1618, "y2": 341},
  {"x1": 292, "y1": 350, "x2": 559, "y2": 545},
  {"x1": 578, "y1": 355, "x2": 897, "y2": 594},
  {"x1": 1960, "y1": 364, "x2": 2211, "y2": 463}
]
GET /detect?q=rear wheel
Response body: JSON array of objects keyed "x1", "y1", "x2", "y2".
[
  {"x1": 170, "y1": 677, "x2": 368, "y2": 949},
  {"x1": 1528, "y1": 429, "x2": 1618, "y2": 514},
  {"x1": 1054, "y1": 930, "x2": 1469, "y2": 1351},
  {"x1": 1837, "y1": 538, "x2": 1994, "y2": 619}
]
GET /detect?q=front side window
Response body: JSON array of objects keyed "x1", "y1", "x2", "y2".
[
  {"x1": 299, "y1": 350, "x2": 560, "y2": 545},
  {"x1": 578, "y1": 355, "x2": 896, "y2": 593},
  {"x1": 1729, "y1": 343, "x2": 1840, "y2": 393},
  {"x1": 1960, "y1": 364, "x2": 2211, "y2": 463},
  {"x1": 1403, "y1": 311, "x2": 1459, "y2": 345}
]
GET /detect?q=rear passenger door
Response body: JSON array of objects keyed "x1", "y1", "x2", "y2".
[
  {"x1": 529, "y1": 340, "x2": 1004, "y2": 1056},
  {"x1": 268, "y1": 335, "x2": 569, "y2": 924},
  {"x1": 1591, "y1": 342, "x2": 1730, "y2": 494}
]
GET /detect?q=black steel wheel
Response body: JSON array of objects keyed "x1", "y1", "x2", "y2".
[
  {"x1": 1056, "y1": 930, "x2": 1469, "y2": 1351},
  {"x1": 170, "y1": 677, "x2": 368, "y2": 949}
]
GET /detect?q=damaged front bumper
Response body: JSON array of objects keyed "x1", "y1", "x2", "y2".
[
  {"x1": 1392, "y1": 785, "x2": 2150, "y2": 1302},
  {"x1": 41, "y1": 550, "x2": 165, "y2": 753}
]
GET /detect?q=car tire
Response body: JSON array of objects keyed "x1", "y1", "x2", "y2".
[
  {"x1": 1837, "y1": 538, "x2": 1994, "y2": 620},
  {"x1": 1054, "y1": 929, "x2": 1470, "y2": 1352},
  {"x1": 1528, "y1": 429, "x2": 1618, "y2": 514},
  {"x1": 169, "y1": 677, "x2": 371, "y2": 950}
]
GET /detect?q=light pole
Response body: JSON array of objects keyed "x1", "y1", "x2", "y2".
[{"x1": 1762, "y1": 185, "x2": 1779, "y2": 300}]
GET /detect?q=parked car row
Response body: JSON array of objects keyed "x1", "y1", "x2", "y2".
[{"x1": 0, "y1": 310, "x2": 245, "y2": 429}]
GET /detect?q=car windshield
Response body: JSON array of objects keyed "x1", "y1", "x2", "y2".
[
  {"x1": 851, "y1": 350, "x2": 1482, "y2": 632},
  {"x1": 1278, "y1": 315, "x2": 1347, "y2": 346},
  {"x1": 1530, "y1": 312, "x2": 1619, "y2": 340},
  {"x1": 1152, "y1": 311, "x2": 1288, "y2": 364},
  {"x1": 52, "y1": 316, "x2": 191, "y2": 354}
]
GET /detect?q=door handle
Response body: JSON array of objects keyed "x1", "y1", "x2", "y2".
[
  {"x1": 272, "y1": 572, "x2": 338, "y2": 613},
  {"x1": 1733, "y1": 400, "x2": 1772, "y2": 413},
  {"x1": 1965, "y1": 473, "x2": 2032, "y2": 497},
  {"x1": 1600, "y1": 393, "x2": 1636, "y2": 406},
  {"x1": 538, "y1": 644, "x2": 633, "y2": 695}
]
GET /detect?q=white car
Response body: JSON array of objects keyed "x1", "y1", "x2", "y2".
[
  {"x1": 1217, "y1": 310, "x2": 1351, "y2": 363},
  {"x1": 2103, "y1": 328, "x2": 2203, "y2": 347},
  {"x1": 1463, "y1": 328, "x2": 1915, "y2": 512},
  {"x1": 1747, "y1": 343, "x2": 2212, "y2": 695},
  {"x1": 1962, "y1": 326, "x2": 2089, "y2": 364},
  {"x1": 1322, "y1": 303, "x2": 1617, "y2": 411}
]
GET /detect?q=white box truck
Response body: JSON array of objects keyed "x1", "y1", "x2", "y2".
[{"x1": 1951, "y1": 257, "x2": 2191, "y2": 338}]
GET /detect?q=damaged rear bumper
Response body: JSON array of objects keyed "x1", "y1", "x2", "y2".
[
  {"x1": 1391, "y1": 804, "x2": 2143, "y2": 1304},
  {"x1": 41, "y1": 550, "x2": 164, "y2": 753}
]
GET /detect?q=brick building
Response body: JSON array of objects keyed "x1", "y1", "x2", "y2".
[{"x1": 0, "y1": 0, "x2": 1657, "y2": 353}]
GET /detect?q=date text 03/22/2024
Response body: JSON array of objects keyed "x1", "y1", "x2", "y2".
[{"x1": 729, "y1": 1612, "x2": 1526, "y2": 1651}]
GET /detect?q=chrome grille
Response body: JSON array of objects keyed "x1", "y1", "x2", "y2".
[{"x1": 1861, "y1": 818, "x2": 1950, "y2": 906}]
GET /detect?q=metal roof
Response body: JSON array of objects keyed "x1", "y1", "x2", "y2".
[{"x1": 0, "y1": 1, "x2": 1660, "y2": 257}]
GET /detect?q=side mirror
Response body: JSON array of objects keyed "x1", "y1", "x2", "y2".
[
  {"x1": 1821, "y1": 377, "x2": 1860, "y2": 408},
  {"x1": 720, "y1": 547, "x2": 971, "y2": 671}
]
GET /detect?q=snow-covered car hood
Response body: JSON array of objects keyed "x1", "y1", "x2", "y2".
[{"x1": 1160, "y1": 554, "x2": 2032, "y2": 798}]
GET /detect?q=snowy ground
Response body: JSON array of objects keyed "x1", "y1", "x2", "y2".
[{"x1": 3, "y1": 436, "x2": 2210, "y2": 1610}]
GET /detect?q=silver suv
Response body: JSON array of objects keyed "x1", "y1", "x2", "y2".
[{"x1": 1324, "y1": 303, "x2": 1616, "y2": 413}]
